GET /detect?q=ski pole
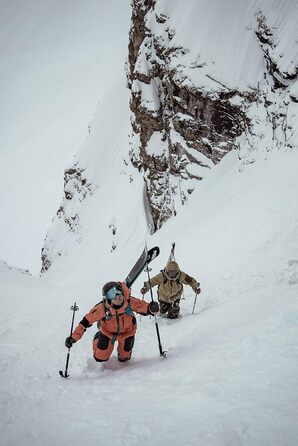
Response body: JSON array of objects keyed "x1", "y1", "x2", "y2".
[
  {"x1": 191, "y1": 292, "x2": 198, "y2": 314},
  {"x1": 139, "y1": 291, "x2": 145, "y2": 322},
  {"x1": 145, "y1": 266, "x2": 167, "y2": 357},
  {"x1": 59, "y1": 302, "x2": 79, "y2": 378}
]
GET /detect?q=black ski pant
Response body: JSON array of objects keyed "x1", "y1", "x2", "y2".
[{"x1": 159, "y1": 299, "x2": 180, "y2": 318}]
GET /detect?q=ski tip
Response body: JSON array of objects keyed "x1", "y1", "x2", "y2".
[{"x1": 149, "y1": 246, "x2": 160, "y2": 257}]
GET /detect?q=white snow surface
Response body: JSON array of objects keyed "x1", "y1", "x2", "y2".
[
  {"x1": 0, "y1": 0, "x2": 131, "y2": 274},
  {"x1": 1, "y1": 149, "x2": 298, "y2": 445},
  {"x1": 1, "y1": 1, "x2": 298, "y2": 445},
  {"x1": 152, "y1": 0, "x2": 298, "y2": 90}
]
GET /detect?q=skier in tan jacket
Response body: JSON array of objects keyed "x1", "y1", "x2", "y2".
[{"x1": 140, "y1": 261, "x2": 201, "y2": 319}]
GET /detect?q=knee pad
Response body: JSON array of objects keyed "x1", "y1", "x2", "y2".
[
  {"x1": 124, "y1": 336, "x2": 135, "y2": 352},
  {"x1": 94, "y1": 331, "x2": 109, "y2": 350}
]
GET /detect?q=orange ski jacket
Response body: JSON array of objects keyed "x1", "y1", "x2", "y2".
[{"x1": 71, "y1": 282, "x2": 150, "y2": 343}]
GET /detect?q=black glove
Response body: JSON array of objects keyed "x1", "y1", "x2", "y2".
[
  {"x1": 148, "y1": 301, "x2": 159, "y2": 315},
  {"x1": 195, "y1": 286, "x2": 201, "y2": 294},
  {"x1": 65, "y1": 336, "x2": 76, "y2": 349},
  {"x1": 140, "y1": 287, "x2": 147, "y2": 295}
]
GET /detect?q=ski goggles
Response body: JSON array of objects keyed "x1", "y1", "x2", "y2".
[
  {"x1": 166, "y1": 269, "x2": 179, "y2": 278},
  {"x1": 105, "y1": 286, "x2": 123, "y2": 301}
]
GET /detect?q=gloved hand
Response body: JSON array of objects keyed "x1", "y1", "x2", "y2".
[
  {"x1": 148, "y1": 301, "x2": 159, "y2": 315},
  {"x1": 65, "y1": 336, "x2": 76, "y2": 349},
  {"x1": 140, "y1": 287, "x2": 147, "y2": 295},
  {"x1": 195, "y1": 286, "x2": 201, "y2": 294}
]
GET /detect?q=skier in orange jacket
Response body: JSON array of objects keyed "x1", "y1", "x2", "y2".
[{"x1": 65, "y1": 281, "x2": 159, "y2": 362}]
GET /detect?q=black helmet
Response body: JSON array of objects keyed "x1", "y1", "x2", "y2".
[{"x1": 102, "y1": 281, "x2": 122, "y2": 301}]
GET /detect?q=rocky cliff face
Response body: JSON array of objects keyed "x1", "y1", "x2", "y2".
[
  {"x1": 127, "y1": 0, "x2": 249, "y2": 231},
  {"x1": 40, "y1": 0, "x2": 298, "y2": 275},
  {"x1": 127, "y1": 0, "x2": 297, "y2": 231},
  {"x1": 41, "y1": 166, "x2": 94, "y2": 273},
  {"x1": 239, "y1": 12, "x2": 298, "y2": 165}
]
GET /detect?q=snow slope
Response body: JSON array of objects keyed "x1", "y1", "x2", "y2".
[
  {"x1": 0, "y1": 0, "x2": 130, "y2": 274},
  {"x1": 1, "y1": 149, "x2": 298, "y2": 446},
  {"x1": 1, "y1": 1, "x2": 298, "y2": 444},
  {"x1": 151, "y1": 0, "x2": 298, "y2": 89},
  {"x1": 42, "y1": 0, "x2": 298, "y2": 280}
]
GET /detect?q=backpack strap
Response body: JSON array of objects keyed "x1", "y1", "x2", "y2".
[
  {"x1": 102, "y1": 298, "x2": 133, "y2": 320},
  {"x1": 102, "y1": 299, "x2": 111, "y2": 321},
  {"x1": 161, "y1": 269, "x2": 167, "y2": 284},
  {"x1": 176, "y1": 272, "x2": 181, "y2": 285},
  {"x1": 124, "y1": 299, "x2": 133, "y2": 316},
  {"x1": 113, "y1": 299, "x2": 133, "y2": 344},
  {"x1": 116, "y1": 298, "x2": 133, "y2": 317}
]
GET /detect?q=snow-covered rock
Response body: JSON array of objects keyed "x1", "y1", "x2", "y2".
[{"x1": 127, "y1": 0, "x2": 298, "y2": 230}]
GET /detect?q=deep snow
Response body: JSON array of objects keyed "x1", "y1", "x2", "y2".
[
  {"x1": 1, "y1": 1, "x2": 298, "y2": 445},
  {"x1": 1, "y1": 150, "x2": 298, "y2": 446}
]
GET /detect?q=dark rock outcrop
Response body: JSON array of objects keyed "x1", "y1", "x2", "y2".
[{"x1": 128, "y1": 0, "x2": 251, "y2": 231}]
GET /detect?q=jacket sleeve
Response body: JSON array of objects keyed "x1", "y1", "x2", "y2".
[
  {"x1": 180, "y1": 271, "x2": 198, "y2": 291},
  {"x1": 130, "y1": 296, "x2": 150, "y2": 316},
  {"x1": 71, "y1": 303, "x2": 104, "y2": 342},
  {"x1": 143, "y1": 272, "x2": 164, "y2": 291}
]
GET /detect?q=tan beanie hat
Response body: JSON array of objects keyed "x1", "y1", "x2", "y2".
[{"x1": 166, "y1": 261, "x2": 179, "y2": 271}]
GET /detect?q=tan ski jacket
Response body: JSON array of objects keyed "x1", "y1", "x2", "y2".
[{"x1": 143, "y1": 270, "x2": 198, "y2": 303}]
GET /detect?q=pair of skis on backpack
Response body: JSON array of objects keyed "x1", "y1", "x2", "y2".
[
  {"x1": 125, "y1": 242, "x2": 175, "y2": 287},
  {"x1": 125, "y1": 244, "x2": 167, "y2": 358}
]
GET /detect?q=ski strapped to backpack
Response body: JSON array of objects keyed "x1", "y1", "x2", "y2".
[
  {"x1": 126, "y1": 244, "x2": 166, "y2": 357},
  {"x1": 168, "y1": 242, "x2": 175, "y2": 262},
  {"x1": 125, "y1": 246, "x2": 160, "y2": 288}
]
